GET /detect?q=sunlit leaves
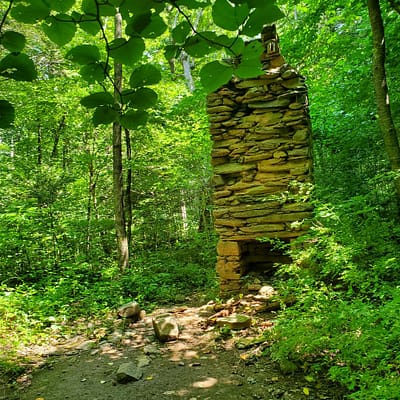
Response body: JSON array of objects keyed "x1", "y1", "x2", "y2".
[
  {"x1": 47, "y1": 0, "x2": 75, "y2": 13},
  {"x1": 80, "y1": 92, "x2": 114, "y2": 108},
  {"x1": 212, "y1": 0, "x2": 249, "y2": 31},
  {"x1": 0, "y1": 53, "x2": 37, "y2": 81},
  {"x1": 92, "y1": 106, "x2": 118, "y2": 126},
  {"x1": 200, "y1": 61, "x2": 233, "y2": 92},
  {"x1": 0, "y1": 100, "x2": 15, "y2": 129},
  {"x1": 235, "y1": 40, "x2": 264, "y2": 78},
  {"x1": 126, "y1": 13, "x2": 167, "y2": 39},
  {"x1": 81, "y1": 0, "x2": 115, "y2": 16},
  {"x1": 80, "y1": 62, "x2": 109, "y2": 83},
  {"x1": 119, "y1": 110, "x2": 148, "y2": 129},
  {"x1": 121, "y1": 0, "x2": 165, "y2": 15},
  {"x1": 42, "y1": 15, "x2": 77, "y2": 46},
  {"x1": 123, "y1": 88, "x2": 158, "y2": 109},
  {"x1": 0, "y1": 31, "x2": 26, "y2": 53},
  {"x1": 129, "y1": 64, "x2": 162, "y2": 88},
  {"x1": 66, "y1": 45, "x2": 101, "y2": 65},
  {"x1": 109, "y1": 37, "x2": 145, "y2": 66},
  {"x1": 11, "y1": 0, "x2": 50, "y2": 23},
  {"x1": 184, "y1": 33, "x2": 218, "y2": 57},
  {"x1": 140, "y1": 15, "x2": 167, "y2": 38},
  {"x1": 242, "y1": 1, "x2": 285, "y2": 36}
]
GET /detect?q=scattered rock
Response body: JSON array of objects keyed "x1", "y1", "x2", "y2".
[
  {"x1": 258, "y1": 285, "x2": 276, "y2": 298},
  {"x1": 152, "y1": 314, "x2": 180, "y2": 342},
  {"x1": 216, "y1": 314, "x2": 252, "y2": 330},
  {"x1": 117, "y1": 301, "x2": 143, "y2": 321},
  {"x1": 115, "y1": 362, "x2": 143, "y2": 383}
]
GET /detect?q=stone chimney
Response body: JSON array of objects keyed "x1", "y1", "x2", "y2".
[{"x1": 207, "y1": 25, "x2": 313, "y2": 292}]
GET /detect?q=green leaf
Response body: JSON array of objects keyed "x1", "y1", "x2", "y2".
[
  {"x1": 80, "y1": 62, "x2": 109, "y2": 83},
  {"x1": 46, "y1": 0, "x2": 75, "y2": 12},
  {"x1": 122, "y1": 0, "x2": 164, "y2": 15},
  {"x1": 11, "y1": 0, "x2": 50, "y2": 23},
  {"x1": 66, "y1": 45, "x2": 101, "y2": 65},
  {"x1": 123, "y1": 88, "x2": 158, "y2": 109},
  {"x1": 140, "y1": 15, "x2": 167, "y2": 38},
  {"x1": 0, "y1": 53, "x2": 37, "y2": 81},
  {"x1": 235, "y1": 60, "x2": 263, "y2": 79},
  {"x1": 42, "y1": 15, "x2": 77, "y2": 46},
  {"x1": 119, "y1": 110, "x2": 148, "y2": 129},
  {"x1": 109, "y1": 37, "x2": 145, "y2": 66},
  {"x1": 82, "y1": 0, "x2": 115, "y2": 16},
  {"x1": 129, "y1": 64, "x2": 161, "y2": 88},
  {"x1": 126, "y1": 13, "x2": 152, "y2": 35},
  {"x1": 164, "y1": 45, "x2": 180, "y2": 60},
  {"x1": 93, "y1": 106, "x2": 118, "y2": 126},
  {"x1": 80, "y1": 92, "x2": 114, "y2": 108},
  {"x1": 235, "y1": 41, "x2": 264, "y2": 78},
  {"x1": 200, "y1": 61, "x2": 233, "y2": 93},
  {"x1": 1, "y1": 31, "x2": 26, "y2": 53},
  {"x1": 109, "y1": 0, "x2": 125, "y2": 6},
  {"x1": 78, "y1": 13, "x2": 101, "y2": 35},
  {"x1": 172, "y1": 21, "x2": 191, "y2": 44},
  {"x1": 242, "y1": 3, "x2": 285, "y2": 36},
  {"x1": 184, "y1": 33, "x2": 217, "y2": 57},
  {"x1": 0, "y1": 100, "x2": 15, "y2": 129},
  {"x1": 216, "y1": 35, "x2": 245, "y2": 55},
  {"x1": 212, "y1": 0, "x2": 249, "y2": 31}
]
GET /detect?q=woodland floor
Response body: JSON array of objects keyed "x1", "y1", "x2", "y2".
[{"x1": 1, "y1": 294, "x2": 346, "y2": 400}]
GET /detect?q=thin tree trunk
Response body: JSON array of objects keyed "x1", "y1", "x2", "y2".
[
  {"x1": 113, "y1": 10, "x2": 129, "y2": 271},
  {"x1": 37, "y1": 123, "x2": 42, "y2": 166},
  {"x1": 124, "y1": 128, "x2": 132, "y2": 244},
  {"x1": 367, "y1": 0, "x2": 400, "y2": 200}
]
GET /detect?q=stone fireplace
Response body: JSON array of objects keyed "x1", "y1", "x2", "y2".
[{"x1": 207, "y1": 26, "x2": 313, "y2": 292}]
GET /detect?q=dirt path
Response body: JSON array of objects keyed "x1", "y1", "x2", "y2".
[{"x1": 2, "y1": 301, "x2": 344, "y2": 400}]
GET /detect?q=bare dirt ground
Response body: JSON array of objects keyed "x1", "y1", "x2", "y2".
[{"x1": 1, "y1": 298, "x2": 345, "y2": 400}]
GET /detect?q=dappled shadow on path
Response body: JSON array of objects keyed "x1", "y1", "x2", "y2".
[{"x1": 4, "y1": 297, "x2": 345, "y2": 400}]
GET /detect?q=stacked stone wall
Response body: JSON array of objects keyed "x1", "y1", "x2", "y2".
[{"x1": 207, "y1": 26, "x2": 313, "y2": 292}]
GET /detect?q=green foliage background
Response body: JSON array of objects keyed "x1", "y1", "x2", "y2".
[{"x1": 1, "y1": 0, "x2": 400, "y2": 398}]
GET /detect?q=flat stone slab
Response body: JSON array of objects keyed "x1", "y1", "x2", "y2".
[{"x1": 216, "y1": 314, "x2": 252, "y2": 330}]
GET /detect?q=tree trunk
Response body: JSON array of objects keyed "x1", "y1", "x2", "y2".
[
  {"x1": 124, "y1": 128, "x2": 133, "y2": 244},
  {"x1": 113, "y1": 10, "x2": 129, "y2": 271},
  {"x1": 367, "y1": 0, "x2": 400, "y2": 200}
]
